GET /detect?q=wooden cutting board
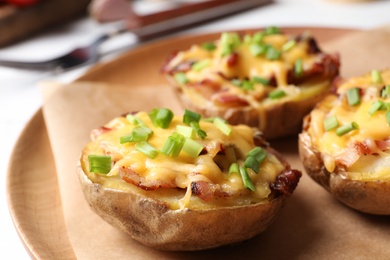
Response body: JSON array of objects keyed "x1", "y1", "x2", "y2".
[{"x1": 0, "y1": 0, "x2": 90, "y2": 47}]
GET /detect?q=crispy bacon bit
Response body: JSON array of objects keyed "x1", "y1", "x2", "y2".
[
  {"x1": 307, "y1": 37, "x2": 322, "y2": 54},
  {"x1": 160, "y1": 51, "x2": 178, "y2": 73},
  {"x1": 187, "y1": 79, "x2": 222, "y2": 99},
  {"x1": 191, "y1": 181, "x2": 215, "y2": 201},
  {"x1": 120, "y1": 167, "x2": 176, "y2": 191},
  {"x1": 270, "y1": 169, "x2": 302, "y2": 197},
  {"x1": 90, "y1": 126, "x2": 112, "y2": 141},
  {"x1": 375, "y1": 139, "x2": 390, "y2": 152},
  {"x1": 226, "y1": 52, "x2": 239, "y2": 67},
  {"x1": 212, "y1": 93, "x2": 249, "y2": 107}
]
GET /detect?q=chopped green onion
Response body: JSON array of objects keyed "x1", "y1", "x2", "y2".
[
  {"x1": 244, "y1": 156, "x2": 260, "y2": 174},
  {"x1": 126, "y1": 114, "x2": 144, "y2": 125},
  {"x1": 268, "y1": 89, "x2": 286, "y2": 99},
  {"x1": 247, "y1": 147, "x2": 267, "y2": 164},
  {"x1": 228, "y1": 163, "x2": 240, "y2": 175},
  {"x1": 183, "y1": 109, "x2": 201, "y2": 124},
  {"x1": 202, "y1": 117, "x2": 217, "y2": 123},
  {"x1": 220, "y1": 32, "x2": 241, "y2": 57},
  {"x1": 244, "y1": 34, "x2": 252, "y2": 44},
  {"x1": 176, "y1": 125, "x2": 195, "y2": 138},
  {"x1": 174, "y1": 72, "x2": 188, "y2": 84},
  {"x1": 241, "y1": 80, "x2": 254, "y2": 90},
  {"x1": 88, "y1": 155, "x2": 112, "y2": 174},
  {"x1": 213, "y1": 117, "x2": 232, "y2": 136},
  {"x1": 149, "y1": 108, "x2": 174, "y2": 129},
  {"x1": 381, "y1": 85, "x2": 390, "y2": 98},
  {"x1": 190, "y1": 121, "x2": 207, "y2": 139},
  {"x1": 264, "y1": 26, "x2": 281, "y2": 35},
  {"x1": 252, "y1": 32, "x2": 265, "y2": 43},
  {"x1": 368, "y1": 100, "x2": 384, "y2": 115},
  {"x1": 294, "y1": 58, "x2": 303, "y2": 77},
  {"x1": 231, "y1": 79, "x2": 242, "y2": 86},
  {"x1": 386, "y1": 111, "x2": 390, "y2": 125},
  {"x1": 323, "y1": 116, "x2": 339, "y2": 131},
  {"x1": 346, "y1": 88, "x2": 361, "y2": 106},
  {"x1": 252, "y1": 76, "x2": 270, "y2": 85},
  {"x1": 336, "y1": 122, "x2": 359, "y2": 136},
  {"x1": 201, "y1": 42, "x2": 216, "y2": 51},
  {"x1": 135, "y1": 141, "x2": 159, "y2": 159},
  {"x1": 249, "y1": 43, "x2": 266, "y2": 57},
  {"x1": 265, "y1": 46, "x2": 281, "y2": 60},
  {"x1": 239, "y1": 166, "x2": 256, "y2": 191},
  {"x1": 120, "y1": 125, "x2": 153, "y2": 143},
  {"x1": 160, "y1": 132, "x2": 185, "y2": 157},
  {"x1": 371, "y1": 69, "x2": 383, "y2": 84},
  {"x1": 182, "y1": 138, "x2": 203, "y2": 158},
  {"x1": 282, "y1": 40, "x2": 296, "y2": 52},
  {"x1": 192, "y1": 60, "x2": 210, "y2": 72}
]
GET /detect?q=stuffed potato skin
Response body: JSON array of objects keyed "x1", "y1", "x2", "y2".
[
  {"x1": 78, "y1": 109, "x2": 301, "y2": 250},
  {"x1": 299, "y1": 70, "x2": 390, "y2": 215},
  {"x1": 162, "y1": 27, "x2": 340, "y2": 140}
]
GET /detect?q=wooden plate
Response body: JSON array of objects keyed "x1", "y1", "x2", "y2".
[{"x1": 8, "y1": 27, "x2": 390, "y2": 259}]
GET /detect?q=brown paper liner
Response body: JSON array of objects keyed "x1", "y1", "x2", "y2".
[{"x1": 40, "y1": 27, "x2": 390, "y2": 259}]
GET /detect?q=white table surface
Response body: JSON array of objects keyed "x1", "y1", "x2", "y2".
[{"x1": 2, "y1": 0, "x2": 390, "y2": 258}]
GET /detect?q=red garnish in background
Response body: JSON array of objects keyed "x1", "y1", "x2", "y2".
[{"x1": 5, "y1": 0, "x2": 39, "y2": 7}]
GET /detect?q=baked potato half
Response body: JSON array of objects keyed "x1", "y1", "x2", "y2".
[
  {"x1": 78, "y1": 108, "x2": 301, "y2": 251},
  {"x1": 299, "y1": 69, "x2": 390, "y2": 215},
  {"x1": 161, "y1": 26, "x2": 340, "y2": 139}
]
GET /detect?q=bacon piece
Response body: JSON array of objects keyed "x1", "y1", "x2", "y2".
[
  {"x1": 335, "y1": 141, "x2": 373, "y2": 168},
  {"x1": 160, "y1": 51, "x2": 179, "y2": 73},
  {"x1": 375, "y1": 139, "x2": 390, "y2": 152},
  {"x1": 226, "y1": 52, "x2": 239, "y2": 67},
  {"x1": 212, "y1": 93, "x2": 249, "y2": 107},
  {"x1": 270, "y1": 169, "x2": 302, "y2": 197},
  {"x1": 191, "y1": 181, "x2": 215, "y2": 201},
  {"x1": 187, "y1": 79, "x2": 221, "y2": 99},
  {"x1": 120, "y1": 167, "x2": 176, "y2": 191},
  {"x1": 90, "y1": 126, "x2": 112, "y2": 141}
]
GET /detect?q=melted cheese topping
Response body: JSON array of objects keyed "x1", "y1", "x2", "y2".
[
  {"x1": 165, "y1": 30, "x2": 336, "y2": 133},
  {"x1": 307, "y1": 70, "x2": 390, "y2": 180},
  {"x1": 81, "y1": 111, "x2": 285, "y2": 209}
]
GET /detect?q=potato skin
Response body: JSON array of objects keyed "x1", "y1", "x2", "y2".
[
  {"x1": 299, "y1": 126, "x2": 390, "y2": 215},
  {"x1": 174, "y1": 80, "x2": 330, "y2": 140},
  {"x1": 77, "y1": 165, "x2": 287, "y2": 251}
]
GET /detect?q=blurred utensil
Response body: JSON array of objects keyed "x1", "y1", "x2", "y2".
[{"x1": 0, "y1": 0, "x2": 272, "y2": 71}]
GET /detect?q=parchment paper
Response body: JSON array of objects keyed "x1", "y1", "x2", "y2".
[{"x1": 40, "y1": 28, "x2": 390, "y2": 259}]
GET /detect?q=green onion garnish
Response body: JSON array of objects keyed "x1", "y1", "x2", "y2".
[
  {"x1": 160, "y1": 132, "x2": 185, "y2": 157},
  {"x1": 386, "y1": 111, "x2": 390, "y2": 125},
  {"x1": 192, "y1": 60, "x2": 210, "y2": 72},
  {"x1": 213, "y1": 117, "x2": 232, "y2": 136},
  {"x1": 264, "y1": 26, "x2": 281, "y2": 35},
  {"x1": 368, "y1": 100, "x2": 384, "y2": 115},
  {"x1": 268, "y1": 89, "x2": 286, "y2": 99},
  {"x1": 135, "y1": 141, "x2": 159, "y2": 159},
  {"x1": 126, "y1": 114, "x2": 144, "y2": 125},
  {"x1": 371, "y1": 69, "x2": 383, "y2": 84},
  {"x1": 231, "y1": 79, "x2": 242, "y2": 86},
  {"x1": 120, "y1": 125, "x2": 153, "y2": 143},
  {"x1": 228, "y1": 162, "x2": 240, "y2": 175},
  {"x1": 220, "y1": 32, "x2": 241, "y2": 57},
  {"x1": 335, "y1": 122, "x2": 359, "y2": 136},
  {"x1": 249, "y1": 43, "x2": 266, "y2": 57},
  {"x1": 88, "y1": 155, "x2": 112, "y2": 174},
  {"x1": 381, "y1": 85, "x2": 390, "y2": 98},
  {"x1": 252, "y1": 76, "x2": 270, "y2": 85},
  {"x1": 183, "y1": 109, "x2": 201, "y2": 124},
  {"x1": 247, "y1": 147, "x2": 267, "y2": 164},
  {"x1": 265, "y1": 46, "x2": 281, "y2": 60},
  {"x1": 176, "y1": 125, "x2": 195, "y2": 138},
  {"x1": 201, "y1": 42, "x2": 216, "y2": 51},
  {"x1": 282, "y1": 40, "x2": 296, "y2": 52},
  {"x1": 174, "y1": 72, "x2": 188, "y2": 84},
  {"x1": 294, "y1": 58, "x2": 303, "y2": 77},
  {"x1": 244, "y1": 156, "x2": 260, "y2": 174},
  {"x1": 244, "y1": 34, "x2": 252, "y2": 44},
  {"x1": 149, "y1": 108, "x2": 174, "y2": 129},
  {"x1": 252, "y1": 32, "x2": 265, "y2": 43},
  {"x1": 323, "y1": 116, "x2": 339, "y2": 131},
  {"x1": 239, "y1": 166, "x2": 256, "y2": 191},
  {"x1": 182, "y1": 138, "x2": 203, "y2": 158},
  {"x1": 190, "y1": 121, "x2": 207, "y2": 139},
  {"x1": 241, "y1": 80, "x2": 254, "y2": 90},
  {"x1": 346, "y1": 88, "x2": 361, "y2": 106}
]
